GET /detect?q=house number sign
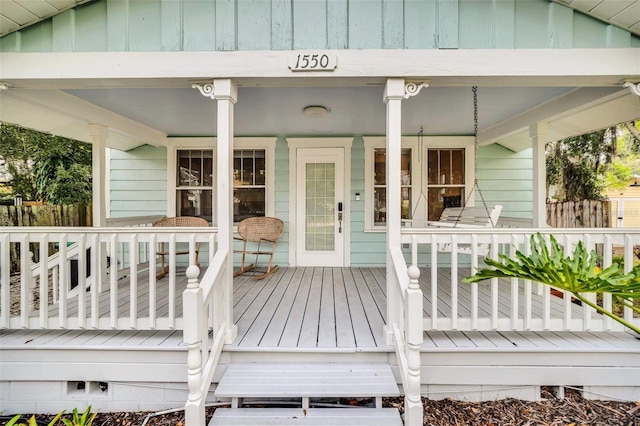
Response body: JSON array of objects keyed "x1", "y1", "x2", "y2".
[{"x1": 289, "y1": 53, "x2": 337, "y2": 71}]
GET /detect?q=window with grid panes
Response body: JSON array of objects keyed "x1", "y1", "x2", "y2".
[
  {"x1": 233, "y1": 149, "x2": 266, "y2": 223},
  {"x1": 427, "y1": 148, "x2": 465, "y2": 221},
  {"x1": 176, "y1": 149, "x2": 213, "y2": 222},
  {"x1": 373, "y1": 147, "x2": 413, "y2": 225}
]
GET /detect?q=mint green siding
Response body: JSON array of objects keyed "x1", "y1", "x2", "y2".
[
  {"x1": 350, "y1": 137, "x2": 386, "y2": 267},
  {"x1": 3, "y1": 0, "x2": 638, "y2": 52},
  {"x1": 477, "y1": 145, "x2": 533, "y2": 219},
  {"x1": 272, "y1": 137, "x2": 290, "y2": 266},
  {"x1": 109, "y1": 145, "x2": 168, "y2": 218}
]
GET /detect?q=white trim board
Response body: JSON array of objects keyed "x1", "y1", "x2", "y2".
[{"x1": 1, "y1": 49, "x2": 637, "y2": 87}]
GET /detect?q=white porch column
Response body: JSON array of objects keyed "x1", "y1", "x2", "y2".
[
  {"x1": 89, "y1": 124, "x2": 108, "y2": 227},
  {"x1": 193, "y1": 79, "x2": 238, "y2": 343},
  {"x1": 384, "y1": 78, "x2": 405, "y2": 344},
  {"x1": 530, "y1": 122, "x2": 548, "y2": 228}
]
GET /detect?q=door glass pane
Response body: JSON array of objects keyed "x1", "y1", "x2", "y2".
[{"x1": 305, "y1": 163, "x2": 335, "y2": 251}]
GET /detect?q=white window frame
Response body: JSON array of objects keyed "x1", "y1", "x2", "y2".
[
  {"x1": 168, "y1": 137, "x2": 216, "y2": 222},
  {"x1": 233, "y1": 138, "x2": 276, "y2": 224},
  {"x1": 363, "y1": 136, "x2": 474, "y2": 231},
  {"x1": 167, "y1": 137, "x2": 276, "y2": 227},
  {"x1": 363, "y1": 136, "x2": 418, "y2": 231}
]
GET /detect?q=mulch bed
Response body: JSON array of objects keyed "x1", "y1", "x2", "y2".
[{"x1": 10, "y1": 389, "x2": 639, "y2": 426}]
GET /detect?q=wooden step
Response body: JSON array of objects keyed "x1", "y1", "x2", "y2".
[
  {"x1": 209, "y1": 408, "x2": 403, "y2": 425},
  {"x1": 214, "y1": 363, "x2": 400, "y2": 400}
]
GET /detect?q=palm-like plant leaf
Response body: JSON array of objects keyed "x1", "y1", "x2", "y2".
[{"x1": 464, "y1": 233, "x2": 640, "y2": 334}]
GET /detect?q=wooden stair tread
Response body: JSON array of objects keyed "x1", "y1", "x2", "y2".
[
  {"x1": 209, "y1": 408, "x2": 403, "y2": 425},
  {"x1": 214, "y1": 363, "x2": 400, "y2": 398}
]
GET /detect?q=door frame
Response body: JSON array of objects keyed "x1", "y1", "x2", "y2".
[{"x1": 288, "y1": 138, "x2": 352, "y2": 267}]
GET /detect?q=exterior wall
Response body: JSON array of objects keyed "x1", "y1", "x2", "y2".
[
  {"x1": 109, "y1": 145, "x2": 168, "y2": 218},
  {"x1": 272, "y1": 137, "x2": 290, "y2": 267},
  {"x1": 107, "y1": 139, "x2": 533, "y2": 267},
  {"x1": 351, "y1": 137, "x2": 386, "y2": 267},
  {"x1": 2, "y1": 0, "x2": 638, "y2": 52},
  {"x1": 477, "y1": 145, "x2": 533, "y2": 219}
]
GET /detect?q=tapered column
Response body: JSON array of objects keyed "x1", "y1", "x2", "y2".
[{"x1": 530, "y1": 122, "x2": 548, "y2": 228}]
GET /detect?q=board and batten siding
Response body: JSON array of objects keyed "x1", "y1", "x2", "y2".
[
  {"x1": 109, "y1": 145, "x2": 168, "y2": 218},
  {"x1": 2, "y1": 0, "x2": 638, "y2": 52}
]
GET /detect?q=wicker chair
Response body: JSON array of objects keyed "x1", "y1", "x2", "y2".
[
  {"x1": 234, "y1": 216, "x2": 284, "y2": 280},
  {"x1": 152, "y1": 216, "x2": 209, "y2": 279}
]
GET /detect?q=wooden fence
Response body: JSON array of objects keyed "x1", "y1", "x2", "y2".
[
  {"x1": 546, "y1": 200, "x2": 610, "y2": 228},
  {"x1": 1, "y1": 205, "x2": 91, "y2": 271}
]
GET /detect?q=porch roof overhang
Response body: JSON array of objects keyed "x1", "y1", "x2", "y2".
[{"x1": 0, "y1": 49, "x2": 638, "y2": 152}]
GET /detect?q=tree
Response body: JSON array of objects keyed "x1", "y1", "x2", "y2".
[
  {"x1": 603, "y1": 122, "x2": 640, "y2": 191},
  {"x1": 546, "y1": 121, "x2": 640, "y2": 201},
  {"x1": 0, "y1": 123, "x2": 92, "y2": 205}
]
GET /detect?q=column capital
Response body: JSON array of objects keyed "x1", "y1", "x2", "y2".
[
  {"x1": 89, "y1": 123, "x2": 108, "y2": 141},
  {"x1": 529, "y1": 121, "x2": 548, "y2": 138},
  {"x1": 192, "y1": 79, "x2": 237, "y2": 103},
  {"x1": 383, "y1": 78, "x2": 406, "y2": 103}
]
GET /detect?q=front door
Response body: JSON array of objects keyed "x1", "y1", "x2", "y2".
[{"x1": 296, "y1": 148, "x2": 345, "y2": 266}]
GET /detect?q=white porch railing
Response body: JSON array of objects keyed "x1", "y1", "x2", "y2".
[
  {"x1": 401, "y1": 228, "x2": 640, "y2": 333},
  {"x1": 0, "y1": 226, "x2": 216, "y2": 330},
  {"x1": 183, "y1": 250, "x2": 231, "y2": 425},
  {"x1": 388, "y1": 247, "x2": 423, "y2": 426}
]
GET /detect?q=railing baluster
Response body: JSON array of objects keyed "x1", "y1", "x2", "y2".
[
  {"x1": 149, "y1": 234, "x2": 157, "y2": 329},
  {"x1": 431, "y1": 234, "x2": 438, "y2": 330},
  {"x1": 623, "y1": 235, "x2": 634, "y2": 323},
  {"x1": 450, "y1": 234, "x2": 458, "y2": 330},
  {"x1": 39, "y1": 234, "x2": 49, "y2": 328},
  {"x1": 169, "y1": 233, "x2": 177, "y2": 329},
  {"x1": 562, "y1": 235, "x2": 572, "y2": 330},
  {"x1": 523, "y1": 234, "x2": 532, "y2": 331},
  {"x1": 58, "y1": 234, "x2": 68, "y2": 329},
  {"x1": 129, "y1": 234, "x2": 138, "y2": 329},
  {"x1": 20, "y1": 235, "x2": 30, "y2": 328},
  {"x1": 470, "y1": 234, "x2": 478, "y2": 330},
  {"x1": 1, "y1": 233, "x2": 10, "y2": 327},
  {"x1": 90, "y1": 234, "x2": 99, "y2": 329},
  {"x1": 490, "y1": 234, "x2": 498, "y2": 330},
  {"x1": 582, "y1": 234, "x2": 593, "y2": 331},
  {"x1": 109, "y1": 235, "x2": 118, "y2": 329},
  {"x1": 510, "y1": 234, "x2": 519, "y2": 330},
  {"x1": 77, "y1": 235, "x2": 87, "y2": 329},
  {"x1": 602, "y1": 235, "x2": 613, "y2": 331}
]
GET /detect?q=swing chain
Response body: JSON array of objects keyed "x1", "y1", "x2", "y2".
[{"x1": 454, "y1": 86, "x2": 496, "y2": 228}]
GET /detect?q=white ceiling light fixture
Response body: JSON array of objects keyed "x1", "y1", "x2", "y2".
[{"x1": 303, "y1": 105, "x2": 329, "y2": 117}]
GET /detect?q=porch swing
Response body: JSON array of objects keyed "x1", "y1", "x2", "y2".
[{"x1": 407, "y1": 86, "x2": 503, "y2": 255}]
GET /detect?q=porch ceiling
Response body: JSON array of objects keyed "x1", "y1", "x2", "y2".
[{"x1": 1, "y1": 81, "x2": 637, "y2": 152}]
